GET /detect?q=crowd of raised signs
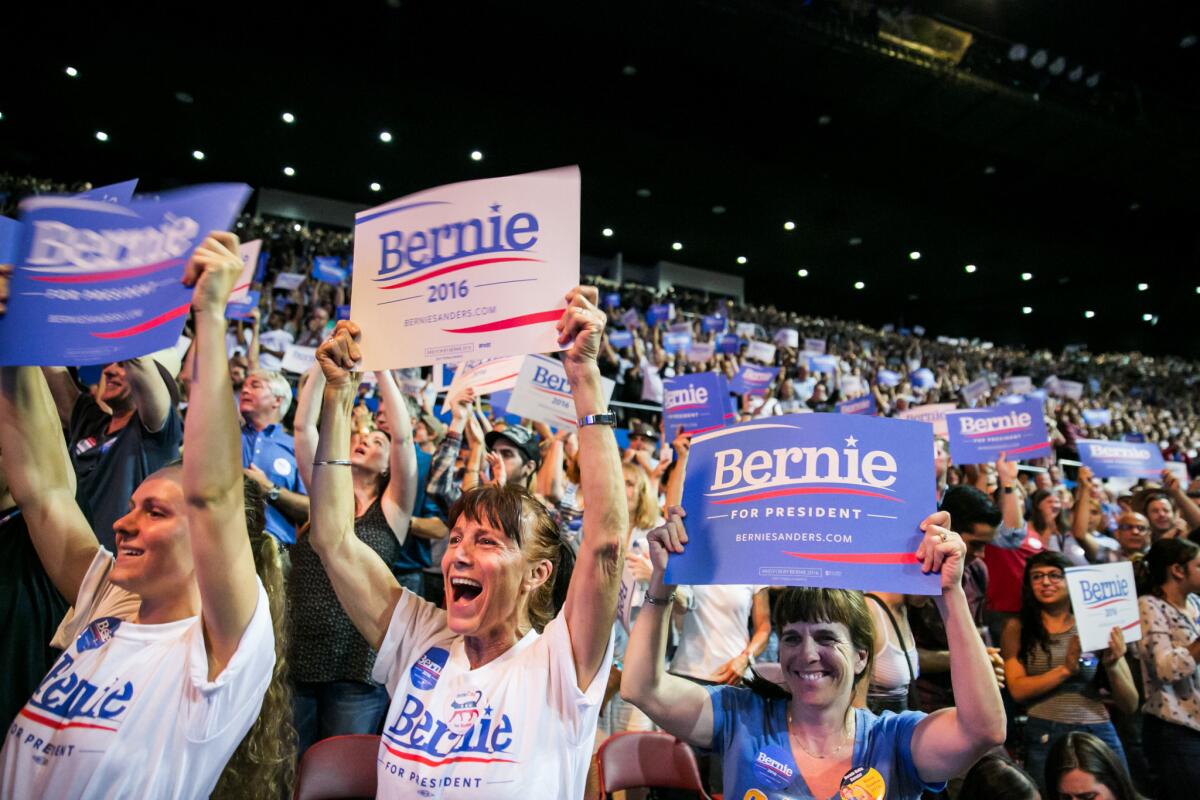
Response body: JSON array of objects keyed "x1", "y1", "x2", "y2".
[{"x1": 4, "y1": 172, "x2": 1200, "y2": 800}]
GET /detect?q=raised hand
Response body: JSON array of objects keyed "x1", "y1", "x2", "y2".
[
  {"x1": 996, "y1": 451, "x2": 1018, "y2": 486},
  {"x1": 315, "y1": 320, "x2": 362, "y2": 388},
  {"x1": 182, "y1": 231, "x2": 244, "y2": 314},
  {"x1": 645, "y1": 505, "x2": 688, "y2": 578},
  {"x1": 485, "y1": 450, "x2": 507, "y2": 487},
  {"x1": 557, "y1": 286, "x2": 606, "y2": 370},
  {"x1": 915, "y1": 510, "x2": 967, "y2": 592}
]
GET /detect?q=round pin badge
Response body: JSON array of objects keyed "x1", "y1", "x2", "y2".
[
  {"x1": 273, "y1": 457, "x2": 292, "y2": 477},
  {"x1": 839, "y1": 766, "x2": 886, "y2": 800}
]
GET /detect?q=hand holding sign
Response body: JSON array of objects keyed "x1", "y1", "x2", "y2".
[
  {"x1": 557, "y1": 286, "x2": 605, "y2": 373},
  {"x1": 916, "y1": 511, "x2": 966, "y2": 593},
  {"x1": 316, "y1": 320, "x2": 363, "y2": 389},
  {"x1": 646, "y1": 506, "x2": 689, "y2": 589},
  {"x1": 183, "y1": 232, "x2": 246, "y2": 314},
  {"x1": 1101, "y1": 626, "x2": 1127, "y2": 667}
]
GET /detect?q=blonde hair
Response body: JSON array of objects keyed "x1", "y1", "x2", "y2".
[{"x1": 623, "y1": 462, "x2": 659, "y2": 531}]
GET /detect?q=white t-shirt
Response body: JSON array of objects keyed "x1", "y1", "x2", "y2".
[
  {"x1": 639, "y1": 357, "x2": 664, "y2": 404},
  {"x1": 371, "y1": 589, "x2": 612, "y2": 799},
  {"x1": 1, "y1": 549, "x2": 274, "y2": 800},
  {"x1": 257, "y1": 328, "x2": 295, "y2": 371},
  {"x1": 670, "y1": 584, "x2": 763, "y2": 681}
]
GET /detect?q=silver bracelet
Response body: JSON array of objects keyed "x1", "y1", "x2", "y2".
[
  {"x1": 313, "y1": 459, "x2": 353, "y2": 466},
  {"x1": 644, "y1": 592, "x2": 676, "y2": 606}
]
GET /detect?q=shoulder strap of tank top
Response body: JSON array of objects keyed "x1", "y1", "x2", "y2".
[{"x1": 865, "y1": 593, "x2": 915, "y2": 684}]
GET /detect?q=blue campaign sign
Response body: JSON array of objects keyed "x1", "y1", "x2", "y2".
[
  {"x1": 0, "y1": 183, "x2": 250, "y2": 366},
  {"x1": 1078, "y1": 439, "x2": 1166, "y2": 479},
  {"x1": 729, "y1": 364, "x2": 779, "y2": 396},
  {"x1": 77, "y1": 179, "x2": 138, "y2": 204},
  {"x1": 910, "y1": 368, "x2": 935, "y2": 390},
  {"x1": 608, "y1": 330, "x2": 633, "y2": 348},
  {"x1": 1082, "y1": 409, "x2": 1111, "y2": 427},
  {"x1": 336, "y1": 304, "x2": 351, "y2": 321},
  {"x1": 945, "y1": 398, "x2": 1051, "y2": 464},
  {"x1": 488, "y1": 389, "x2": 511, "y2": 416},
  {"x1": 702, "y1": 314, "x2": 726, "y2": 334},
  {"x1": 808, "y1": 355, "x2": 839, "y2": 374},
  {"x1": 225, "y1": 290, "x2": 260, "y2": 321},
  {"x1": 716, "y1": 334, "x2": 741, "y2": 354},
  {"x1": 664, "y1": 372, "x2": 733, "y2": 437},
  {"x1": 836, "y1": 394, "x2": 877, "y2": 416},
  {"x1": 663, "y1": 331, "x2": 692, "y2": 354},
  {"x1": 604, "y1": 292, "x2": 621, "y2": 309},
  {"x1": 312, "y1": 255, "x2": 347, "y2": 285},
  {"x1": 876, "y1": 369, "x2": 901, "y2": 387},
  {"x1": 646, "y1": 303, "x2": 672, "y2": 326},
  {"x1": 1123, "y1": 433, "x2": 1147, "y2": 443},
  {"x1": 254, "y1": 250, "x2": 269, "y2": 282},
  {"x1": 666, "y1": 414, "x2": 939, "y2": 594}
]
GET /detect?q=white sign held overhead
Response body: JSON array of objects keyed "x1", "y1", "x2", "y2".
[
  {"x1": 351, "y1": 166, "x2": 581, "y2": 369},
  {"x1": 745, "y1": 341, "x2": 776, "y2": 364},
  {"x1": 439, "y1": 355, "x2": 525, "y2": 413},
  {"x1": 507, "y1": 353, "x2": 615, "y2": 430},
  {"x1": 273, "y1": 272, "x2": 306, "y2": 291},
  {"x1": 229, "y1": 239, "x2": 262, "y2": 304},
  {"x1": 281, "y1": 345, "x2": 317, "y2": 375}
]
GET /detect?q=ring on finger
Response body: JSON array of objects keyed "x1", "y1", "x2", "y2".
[{"x1": 938, "y1": 531, "x2": 949, "y2": 543}]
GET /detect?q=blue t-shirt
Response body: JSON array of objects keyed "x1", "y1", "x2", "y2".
[
  {"x1": 241, "y1": 423, "x2": 307, "y2": 545},
  {"x1": 390, "y1": 445, "x2": 439, "y2": 572},
  {"x1": 708, "y1": 685, "x2": 944, "y2": 800}
]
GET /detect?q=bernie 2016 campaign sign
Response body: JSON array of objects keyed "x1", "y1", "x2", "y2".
[
  {"x1": 506, "y1": 353, "x2": 615, "y2": 430},
  {"x1": 312, "y1": 255, "x2": 347, "y2": 285},
  {"x1": 730, "y1": 364, "x2": 779, "y2": 396},
  {"x1": 440, "y1": 355, "x2": 524, "y2": 413},
  {"x1": 1077, "y1": 439, "x2": 1166, "y2": 479},
  {"x1": 701, "y1": 315, "x2": 726, "y2": 334},
  {"x1": 664, "y1": 372, "x2": 733, "y2": 437},
  {"x1": 897, "y1": 403, "x2": 958, "y2": 439},
  {"x1": 608, "y1": 330, "x2": 633, "y2": 348},
  {"x1": 665, "y1": 414, "x2": 939, "y2": 594},
  {"x1": 350, "y1": 166, "x2": 579, "y2": 369},
  {"x1": 1065, "y1": 561, "x2": 1141, "y2": 653},
  {"x1": 0, "y1": 184, "x2": 250, "y2": 366},
  {"x1": 1082, "y1": 409, "x2": 1112, "y2": 427},
  {"x1": 945, "y1": 398, "x2": 1051, "y2": 464},
  {"x1": 836, "y1": 394, "x2": 877, "y2": 416}
]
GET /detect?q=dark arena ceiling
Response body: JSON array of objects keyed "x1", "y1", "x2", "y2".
[{"x1": 2, "y1": 1, "x2": 1198, "y2": 355}]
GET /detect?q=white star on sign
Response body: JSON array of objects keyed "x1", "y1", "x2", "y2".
[{"x1": 845, "y1": 436, "x2": 859, "y2": 447}]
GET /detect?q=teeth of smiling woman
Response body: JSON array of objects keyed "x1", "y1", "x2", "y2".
[
  {"x1": 799, "y1": 672, "x2": 828, "y2": 681},
  {"x1": 451, "y1": 578, "x2": 482, "y2": 588}
]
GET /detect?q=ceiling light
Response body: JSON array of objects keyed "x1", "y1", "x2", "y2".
[
  {"x1": 283, "y1": 166, "x2": 295, "y2": 177},
  {"x1": 1068, "y1": 65, "x2": 1084, "y2": 82},
  {"x1": 0, "y1": 111, "x2": 5, "y2": 121},
  {"x1": 1086, "y1": 72, "x2": 1102, "y2": 88},
  {"x1": 783, "y1": 221, "x2": 795, "y2": 231},
  {"x1": 370, "y1": 182, "x2": 382, "y2": 192},
  {"x1": 281, "y1": 112, "x2": 295, "y2": 124},
  {"x1": 1181, "y1": 34, "x2": 1197, "y2": 49},
  {"x1": 637, "y1": 188, "x2": 651, "y2": 198},
  {"x1": 1022, "y1": 306, "x2": 1033, "y2": 314},
  {"x1": 1030, "y1": 50, "x2": 1049, "y2": 69},
  {"x1": 622, "y1": 65, "x2": 637, "y2": 76},
  {"x1": 1008, "y1": 44, "x2": 1028, "y2": 61},
  {"x1": 983, "y1": 165, "x2": 997, "y2": 175},
  {"x1": 65, "y1": 66, "x2": 79, "y2": 78},
  {"x1": 192, "y1": 150, "x2": 205, "y2": 160},
  {"x1": 379, "y1": 130, "x2": 392, "y2": 143},
  {"x1": 293, "y1": 223, "x2": 302, "y2": 232},
  {"x1": 798, "y1": 269, "x2": 809, "y2": 278},
  {"x1": 817, "y1": 115, "x2": 832, "y2": 126},
  {"x1": 470, "y1": 150, "x2": 483, "y2": 161},
  {"x1": 1048, "y1": 56, "x2": 1066, "y2": 76},
  {"x1": 672, "y1": 242, "x2": 683, "y2": 251},
  {"x1": 1137, "y1": 283, "x2": 1149, "y2": 291},
  {"x1": 1084, "y1": 310, "x2": 1095, "y2": 319},
  {"x1": 94, "y1": 130, "x2": 108, "y2": 142},
  {"x1": 848, "y1": 236, "x2": 863, "y2": 246},
  {"x1": 854, "y1": 281, "x2": 865, "y2": 290},
  {"x1": 1143, "y1": 313, "x2": 1153, "y2": 322},
  {"x1": 909, "y1": 251, "x2": 921, "y2": 261},
  {"x1": 736, "y1": 256, "x2": 747, "y2": 265},
  {"x1": 1021, "y1": 272, "x2": 1033, "y2": 281},
  {"x1": 602, "y1": 228, "x2": 613, "y2": 237},
  {"x1": 711, "y1": 205, "x2": 726, "y2": 215},
  {"x1": 964, "y1": 264, "x2": 976, "y2": 273},
  {"x1": 1129, "y1": 202, "x2": 1141, "y2": 211}
]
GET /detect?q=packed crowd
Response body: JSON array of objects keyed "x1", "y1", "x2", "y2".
[{"x1": 1, "y1": 175, "x2": 1198, "y2": 800}]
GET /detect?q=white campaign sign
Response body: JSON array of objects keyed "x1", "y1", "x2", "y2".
[
  {"x1": 745, "y1": 341, "x2": 776, "y2": 364},
  {"x1": 273, "y1": 272, "x2": 306, "y2": 291},
  {"x1": 506, "y1": 354, "x2": 615, "y2": 430},
  {"x1": 281, "y1": 345, "x2": 317, "y2": 375},
  {"x1": 773, "y1": 328, "x2": 799, "y2": 349},
  {"x1": 961, "y1": 378, "x2": 990, "y2": 405},
  {"x1": 439, "y1": 355, "x2": 524, "y2": 413},
  {"x1": 687, "y1": 341, "x2": 715, "y2": 363},
  {"x1": 1066, "y1": 561, "x2": 1142, "y2": 653},
  {"x1": 351, "y1": 167, "x2": 580, "y2": 369},
  {"x1": 229, "y1": 239, "x2": 262, "y2": 304},
  {"x1": 898, "y1": 403, "x2": 959, "y2": 438},
  {"x1": 804, "y1": 337, "x2": 826, "y2": 354}
]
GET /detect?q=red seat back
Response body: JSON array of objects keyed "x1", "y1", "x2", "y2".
[
  {"x1": 294, "y1": 734, "x2": 380, "y2": 800},
  {"x1": 596, "y1": 731, "x2": 712, "y2": 798}
]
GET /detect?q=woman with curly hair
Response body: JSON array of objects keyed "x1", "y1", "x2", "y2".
[{"x1": 0, "y1": 232, "x2": 292, "y2": 798}]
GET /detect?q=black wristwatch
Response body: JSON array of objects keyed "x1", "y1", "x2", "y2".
[{"x1": 268, "y1": 484, "x2": 281, "y2": 502}]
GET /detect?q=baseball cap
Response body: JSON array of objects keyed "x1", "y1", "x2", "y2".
[{"x1": 485, "y1": 425, "x2": 541, "y2": 464}]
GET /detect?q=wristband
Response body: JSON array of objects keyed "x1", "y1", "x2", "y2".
[
  {"x1": 578, "y1": 412, "x2": 618, "y2": 427},
  {"x1": 313, "y1": 459, "x2": 353, "y2": 466},
  {"x1": 644, "y1": 592, "x2": 676, "y2": 606}
]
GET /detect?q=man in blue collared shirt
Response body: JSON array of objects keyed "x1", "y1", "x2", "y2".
[{"x1": 239, "y1": 369, "x2": 309, "y2": 545}]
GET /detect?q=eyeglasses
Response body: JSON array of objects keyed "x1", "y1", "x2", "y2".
[
  {"x1": 1118, "y1": 524, "x2": 1149, "y2": 532},
  {"x1": 1029, "y1": 571, "x2": 1066, "y2": 584}
]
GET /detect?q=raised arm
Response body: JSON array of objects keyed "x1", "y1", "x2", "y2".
[
  {"x1": 619, "y1": 509, "x2": 714, "y2": 747},
  {"x1": 123, "y1": 351, "x2": 174, "y2": 433},
  {"x1": 375, "y1": 369, "x2": 417, "y2": 541},
  {"x1": 1070, "y1": 465, "x2": 1103, "y2": 562},
  {"x1": 664, "y1": 429, "x2": 691, "y2": 510},
  {"x1": 246, "y1": 308, "x2": 261, "y2": 370},
  {"x1": 909, "y1": 513, "x2": 1007, "y2": 782},
  {"x1": 307, "y1": 321, "x2": 401, "y2": 650},
  {"x1": 993, "y1": 452, "x2": 1028, "y2": 547},
  {"x1": 560, "y1": 286, "x2": 630, "y2": 690},
  {"x1": 1162, "y1": 467, "x2": 1200, "y2": 531},
  {"x1": 39, "y1": 366, "x2": 82, "y2": 428},
  {"x1": 0, "y1": 366, "x2": 99, "y2": 604},
  {"x1": 293, "y1": 365, "x2": 325, "y2": 492},
  {"x1": 180, "y1": 232, "x2": 263, "y2": 680}
]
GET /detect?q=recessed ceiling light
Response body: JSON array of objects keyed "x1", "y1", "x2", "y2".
[
  {"x1": 192, "y1": 150, "x2": 205, "y2": 160},
  {"x1": 798, "y1": 269, "x2": 809, "y2": 278},
  {"x1": 854, "y1": 281, "x2": 865, "y2": 290},
  {"x1": 1022, "y1": 306, "x2": 1033, "y2": 314},
  {"x1": 848, "y1": 236, "x2": 863, "y2": 246},
  {"x1": 984, "y1": 165, "x2": 997, "y2": 175},
  {"x1": 783, "y1": 221, "x2": 795, "y2": 231},
  {"x1": 1143, "y1": 313, "x2": 1154, "y2": 322},
  {"x1": 637, "y1": 188, "x2": 651, "y2": 198},
  {"x1": 1129, "y1": 202, "x2": 1141, "y2": 211},
  {"x1": 293, "y1": 223, "x2": 302, "y2": 232},
  {"x1": 94, "y1": 130, "x2": 108, "y2": 142},
  {"x1": 281, "y1": 112, "x2": 295, "y2": 124},
  {"x1": 1181, "y1": 34, "x2": 1197, "y2": 49},
  {"x1": 602, "y1": 228, "x2": 613, "y2": 237},
  {"x1": 712, "y1": 205, "x2": 726, "y2": 215},
  {"x1": 283, "y1": 166, "x2": 295, "y2": 177},
  {"x1": 1021, "y1": 272, "x2": 1033, "y2": 281},
  {"x1": 817, "y1": 115, "x2": 832, "y2": 125},
  {"x1": 1137, "y1": 283, "x2": 1149, "y2": 291},
  {"x1": 65, "y1": 66, "x2": 79, "y2": 78},
  {"x1": 909, "y1": 251, "x2": 921, "y2": 261},
  {"x1": 470, "y1": 150, "x2": 483, "y2": 161},
  {"x1": 736, "y1": 256, "x2": 747, "y2": 265},
  {"x1": 672, "y1": 242, "x2": 683, "y2": 251},
  {"x1": 1084, "y1": 310, "x2": 1095, "y2": 319},
  {"x1": 622, "y1": 65, "x2": 638, "y2": 76},
  {"x1": 379, "y1": 130, "x2": 393, "y2": 143},
  {"x1": 0, "y1": 111, "x2": 5, "y2": 121},
  {"x1": 964, "y1": 264, "x2": 976, "y2": 273},
  {"x1": 370, "y1": 182, "x2": 382, "y2": 192}
]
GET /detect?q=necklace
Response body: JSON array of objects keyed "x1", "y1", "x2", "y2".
[{"x1": 788, "y1": 708, "x2": 853, "y2": 760}]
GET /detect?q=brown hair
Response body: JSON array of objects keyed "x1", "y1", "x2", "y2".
[
  {"x1": 448, "y1": 485, "x2": 573, "y2": 634},
  {"x1": 623, "y1": 462, "x2": 660, "y2": 532},
  {"x1": 211, "y1": 477, "x2": 296, "y2": 800}
]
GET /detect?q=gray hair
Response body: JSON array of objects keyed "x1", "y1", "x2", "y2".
[{"x1": 248, "y1": 369, "x2": 293, "y2": 418}]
